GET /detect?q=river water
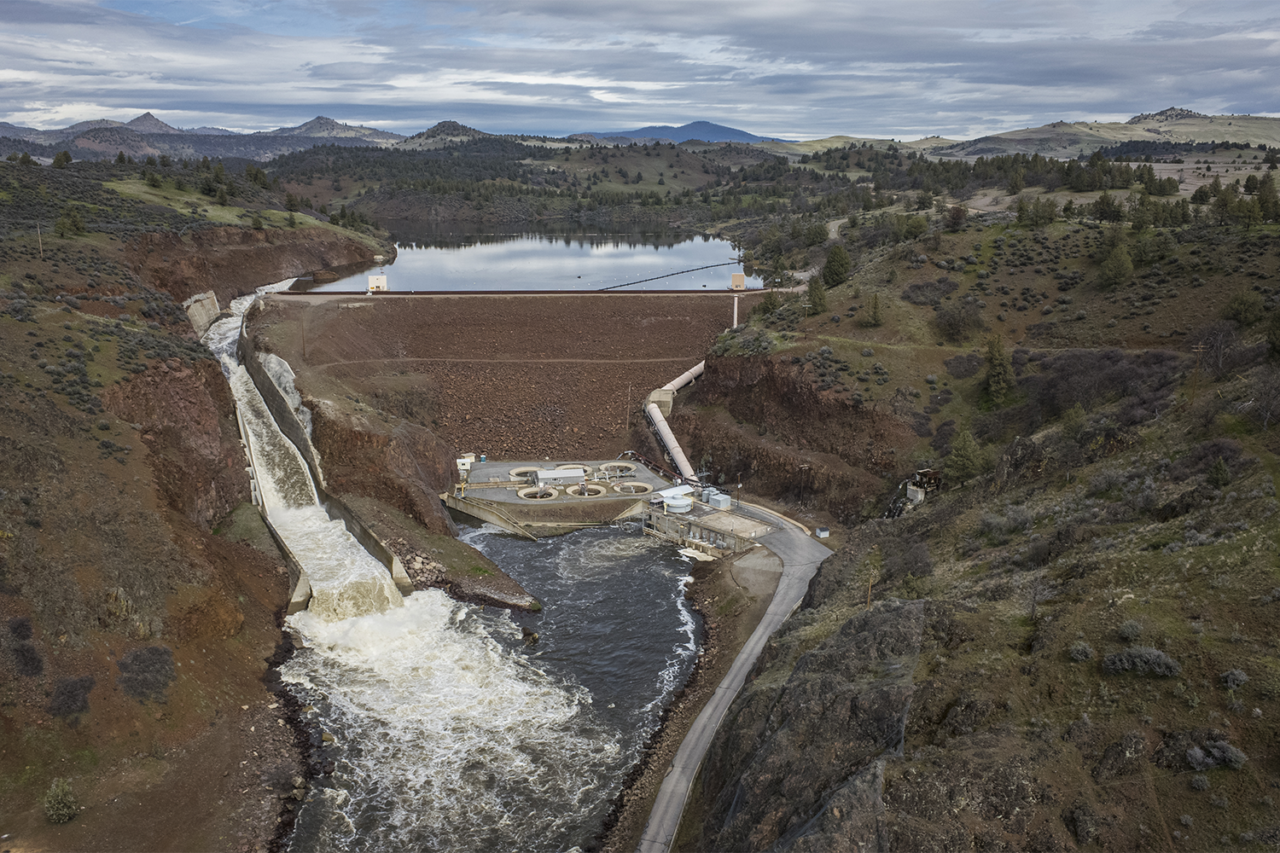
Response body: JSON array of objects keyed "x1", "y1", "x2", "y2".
[{"x1": 203, "y1": 283, "x2": 700, "y2": 851}]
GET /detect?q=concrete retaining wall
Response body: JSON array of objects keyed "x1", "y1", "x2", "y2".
[
  {"x1": 183, "y1": 291, "x2": 221, "y2": 338},
  {"x1": 237, "y1": 300, "x2": 412, "y2": 600}
]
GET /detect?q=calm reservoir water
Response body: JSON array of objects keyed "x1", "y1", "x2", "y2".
[{"x1": 300, "y1": 227, "x2": 759, "y2": 292}]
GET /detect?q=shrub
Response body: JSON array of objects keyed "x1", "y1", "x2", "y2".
[
  {"x1": 1221, "y1": 669, "x2": 1249, "y2": 691},
  {"x1": 1169, "y1": 438, "x2": 1248, "y2": 483},
  {"x1": 1223, "y1": 290, "x2": 1265, "y2": 326},
  {"x1": 48, "y1": 676, "x2": 95, "y2": 719},
  {"x1": 44, "y1": 778, "x2": 77, "y2": 823},
  {"x1": 1191, "y1": 774, "x2": 1210, "y2": 791},
  {"x1": 1069, "y1": 641, "x2": 1095, "y2": 662},
  {"x1": 1102, "y1": 646, "x2": 1181, "y2": 677},
  {"x1": 116, "y1": 646, "x2": 175, "y2": 703},
  {"x1": 901, "y1": 277, "x2": 958, "y2": 306},
  {"x1": 934, "y1": 299, "x2": 986, "y2": 344},
  {"x1": 1117, "y1": 620, "x2": 1143, "y2": 642},
  {"x1": 1207, "y1": 457, "x2": 1231, "y2": 488},
  {"x1": 1187, "y1": 741, "x2": 1247, "y2": 771}
]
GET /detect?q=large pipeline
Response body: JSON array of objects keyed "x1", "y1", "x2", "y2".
[
  {"x1": 646, "y1": 361, "x2": 704, "y2": 482},
  {"x1": 661, "y1": 361, "x2": 704, "y2": 393}
]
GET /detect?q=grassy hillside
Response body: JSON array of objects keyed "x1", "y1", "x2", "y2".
[
  {"x1": 933, "y1": 110, "x2": 1280, "y2": 159},
  {"x1": 671, "y1": 201, "x2": 1280, "y2": 848}
]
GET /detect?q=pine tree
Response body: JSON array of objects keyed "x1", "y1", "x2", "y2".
[
  {"x1": 806, "y1": 277, "x2": 827, "y2": 315},
  {"x1": 985, "y1": 335, "x2": 1014, "y2": 406},
  {"x1": 1208, "y1": 457, "x2": 1231, "y2": 488},
  {"x1": 822, "y1": 244, "x2": 851, "y2": 288},
  {"x1": 946, "y1": 430, "x2": 983, "y2": 484},
  {"x1": 862, "y1": 293, "x2": 883, "y2": 327}
]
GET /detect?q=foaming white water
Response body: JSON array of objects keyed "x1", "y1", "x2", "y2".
[
  {"x1": 202, "y1": 279, "x2": 295, "y2": 368},
  {"x1": 273, "y1": 506, "x2": 402, "y2": 621},
  {"x1": 282, "y1": 592, "x2": 621, "y2": 852},
  {"x1": 228, "y1": 365, "x2": 317, "y2": 511},
  {"x1": 643, "y1": 573, "x2": 699, "y2": 718},
  {"x1": 210, "y1": 280, "x2": 401, "y2": 620}
]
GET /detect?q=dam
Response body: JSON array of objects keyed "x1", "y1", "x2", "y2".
[{"x1": 201, "y1": 283, "x2": 710, "y2": 851}]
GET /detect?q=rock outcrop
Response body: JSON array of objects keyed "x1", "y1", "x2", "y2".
[{"x1": 127, "y1": 225, "x2": 390, "y2": 304}]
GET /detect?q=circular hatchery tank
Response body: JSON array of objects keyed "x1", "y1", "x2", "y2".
[
  {"x1": 509, "y1": 465, "x2": 545, "y2": 481},
  {"x1": 517, "y1": 486, "x2": 559, "y2": 500},
  {"x1": 599, "y1": 461, "x2": 637, "y2": 476},
  {"x1": 566, "y1": 484, "x2": 607, "y2": 498},
  {"x1": 613, "y1": 481, "x2": 653, "y2": 495}
]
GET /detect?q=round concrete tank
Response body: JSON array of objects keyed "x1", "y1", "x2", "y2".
[
  {"x1": 517, "y1": 486, "x2": 559, "y2": 500},
  {"x1": 664, "y1": 496, "x2": 693, "y2": 513},
  {"x1": 566, "y1": 484, "x2": 607, "y2": 498},
  {"x1": 613, "y1": 481, "x2": 653, "y2": 495}
]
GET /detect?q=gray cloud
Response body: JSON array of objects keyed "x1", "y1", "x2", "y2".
[{"x1": 0, "y1": 0, "x2": 1277, "y2": 138}]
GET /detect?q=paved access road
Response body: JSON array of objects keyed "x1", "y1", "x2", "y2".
[{"x1": 637, "y1": 505, "x2": 832, "y2": 853}]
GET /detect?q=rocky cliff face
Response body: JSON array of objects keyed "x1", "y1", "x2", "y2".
[
  {"x1": 0, "y1": 303, "x2": 299, "y2": 849},
  {"x1": 671, "y1": 356, "x2": 913, "y2": 520},
  {"x1": 307, "y1": 396, "x2": 459, "y2": 536},
  {"x1": 695, "y1": 596, "x2": 925, "y2": 851},
  {"x1": 102, "y1": 357, "x2": 247, "y2": 528},
  {"x1": 126, "y1": 226, "x2": 390, "y2": 304}
]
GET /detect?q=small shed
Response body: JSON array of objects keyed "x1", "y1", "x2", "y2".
[{"x1": 533, "y1": 468, "x2": 587, "y2": 487}]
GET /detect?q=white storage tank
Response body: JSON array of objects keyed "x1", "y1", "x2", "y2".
[{"x1": 664, "y1": 496, "x2": 693, "y2": 513}]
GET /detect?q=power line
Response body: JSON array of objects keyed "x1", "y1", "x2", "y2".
[{"x1": 595, "y1": 261, "x2": 738, "y2": 291}]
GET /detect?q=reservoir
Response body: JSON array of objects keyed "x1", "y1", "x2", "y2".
[{"x1": 298, "y1": 226, "x2": 761, "y2": 292}]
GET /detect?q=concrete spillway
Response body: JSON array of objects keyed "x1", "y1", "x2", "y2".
[{"x1": 206, "y1": 286, "x2": 402, "y2": 622}]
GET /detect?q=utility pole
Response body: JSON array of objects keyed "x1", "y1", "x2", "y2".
[{"x1": 1190, "y1": 343, "x2": 1206, "y2": 406}]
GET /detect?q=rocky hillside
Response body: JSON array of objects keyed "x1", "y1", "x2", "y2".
[
  {"x1": 0, "y1": 158, "x2": 398, "y2": 849},
  {"x1": 667, "y1": 213, "x2": 1280, "y2": 850}
]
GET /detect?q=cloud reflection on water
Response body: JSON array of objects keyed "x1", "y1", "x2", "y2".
[{"x1": 309, "y1": 230, "x2": 758, "y2": 292}]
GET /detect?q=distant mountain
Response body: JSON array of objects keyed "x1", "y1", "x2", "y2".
[
  {"x1": 125, "y1": 112, "x2": 184, "y2": 135},
  {"x1": 0, "y1": 121, "x2": 39, "y2": 142},
  {"x1": 262, "y1": 116, "x2": 404, "y2": 144},
  {"x1": 395, "y1": 120, "x2": 492, "y2": 150},
  {"x1": 932, "y1": 109, "x2": 1280, "y2": 159},
  {"x1": 70, "y1": 126, "x2": 162, "y2": 158},
  {"x1": 0, "y1": 112, "x2": 405, "y2": 161},
  {"x1": 572, "y1": 121, "x2": 783, "y2": 144},
  {"x1": 1126, "y1": 107, "x2": 1209, "y2": 125}
]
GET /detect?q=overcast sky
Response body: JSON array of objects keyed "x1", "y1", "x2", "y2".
[{"x1": 2, "y1": 0, "x2": 1278, "y2": 140}]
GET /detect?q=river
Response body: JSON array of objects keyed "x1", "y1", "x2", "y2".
[{"x1": 203, "y1": 283, "x2": 700, "y2": 851}]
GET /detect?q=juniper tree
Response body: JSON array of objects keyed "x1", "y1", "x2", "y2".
[
  {"x1": 985, "y1": 334, "x2": 1014, "y2": 406},
  {"x1": 806, "y1": 277, "x2": 827, "y2": 315},
  {"x1": 946, "y1": 430, "x2": 983, "y2": 484}
]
